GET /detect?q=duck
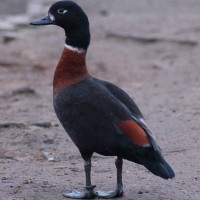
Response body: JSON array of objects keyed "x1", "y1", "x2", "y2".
[{"x1": 30, "y1": 1, "x2": 175, "y2": 199}]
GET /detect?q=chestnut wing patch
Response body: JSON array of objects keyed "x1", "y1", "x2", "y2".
[{"x1": 117, "y1": 120, "x2": 151, "y2": 147}]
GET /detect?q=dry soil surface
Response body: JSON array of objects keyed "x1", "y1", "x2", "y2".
[{"x1": 0, "y1": 0, "x2": 200, "y2": 200}]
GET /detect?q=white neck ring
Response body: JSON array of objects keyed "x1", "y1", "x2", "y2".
[{"x1": 64, "y1": 44, "x2": 86, "y2": 53}]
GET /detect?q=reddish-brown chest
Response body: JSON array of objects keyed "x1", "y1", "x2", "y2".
[{"x1": 53, "y1": 47, "x2": 89, "y2": 95}]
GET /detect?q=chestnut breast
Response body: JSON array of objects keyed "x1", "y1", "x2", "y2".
[{"x1": 53, "y1": 47, "x2": 89, "y2": 95}]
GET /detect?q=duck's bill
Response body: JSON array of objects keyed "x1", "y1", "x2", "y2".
[{"x1": 30, "y1": 15, "x2": 54, "y2": 26}]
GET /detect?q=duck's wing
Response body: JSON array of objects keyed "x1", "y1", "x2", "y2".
[
  {"x1": 92, "y1": 79, "x2": 174, "y2": 179},
  {"x1": 67, "y1": 78, "x2": 174, "y2": 178},
  {"x1": 96, "y1": 79, "x2": 159, "y2": 150}
]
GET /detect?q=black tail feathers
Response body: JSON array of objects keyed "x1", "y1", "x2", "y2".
[{"x1": 144, "y1": 159, "x2": 175, "y2": 179}]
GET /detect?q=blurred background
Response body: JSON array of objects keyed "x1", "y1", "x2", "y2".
[{"x1": 0, "y1": 0, "x2": 199, "y2": 199}]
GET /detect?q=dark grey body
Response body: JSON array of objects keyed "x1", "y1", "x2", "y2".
[
  {"x1": 53, "y1": 76, "x2": 175, "y2": 179},
  {"x1": 54, "y1": 77, "x2": 142, "y2": 157},
  {"x1": 54, "y1": 77, "x2": 129, "y2": 155}
]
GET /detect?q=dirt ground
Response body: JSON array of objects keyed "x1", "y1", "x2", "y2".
[{"x1": 0, "y1": 0, "x2": 200, "y2": 199}]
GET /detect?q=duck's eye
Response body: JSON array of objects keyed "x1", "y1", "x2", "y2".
[{"x1": 57, "y1": 8, "x2": 68, "y2": 14}]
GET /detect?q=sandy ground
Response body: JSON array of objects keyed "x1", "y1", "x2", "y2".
[{"x1": 0, "y1": 0, "x2": 200, "y2": 199}]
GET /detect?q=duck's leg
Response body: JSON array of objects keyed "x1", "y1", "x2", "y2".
[
  {"x1": 63, "y1": 153, "x2": 96, "y2": 199},
  {"x1": 96, "y1": 157, "x2": 123, "y2": 198}
]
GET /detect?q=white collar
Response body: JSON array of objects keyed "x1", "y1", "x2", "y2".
[{"x1": 64, "y1": 44, "x2": 86, "y2": 53}]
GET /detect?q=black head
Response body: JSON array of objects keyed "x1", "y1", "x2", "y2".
[{"x1": 30, "y1": 1, "x2": 90, "y2": 50}]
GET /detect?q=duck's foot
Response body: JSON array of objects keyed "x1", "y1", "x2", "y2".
[
  {"x1": 96, "y1": 184, "x2": 123, "y2": 199},
  {"x1": 63, "y1": 185, "x2": 96, "y2": 199}
]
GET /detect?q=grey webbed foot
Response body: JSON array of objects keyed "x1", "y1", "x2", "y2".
[
  {"x1": 96, "y1": 184, "x2": 123, "y2": 199},
  {"x1": 63, "y1": 185, "x2": 96, "y2": 199}
]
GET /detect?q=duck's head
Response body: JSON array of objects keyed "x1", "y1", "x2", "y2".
[{"x1": 30, "y1": 0, "x2": 90, "y2": 50}]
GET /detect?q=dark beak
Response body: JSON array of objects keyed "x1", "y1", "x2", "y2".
[{"x1": 30, "y1": 15, "x2": 54, "y2": 26}]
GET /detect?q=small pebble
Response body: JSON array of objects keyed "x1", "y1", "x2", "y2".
[{"x1": 23, "y1": 179, "x2": 33, "y2": 184}]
